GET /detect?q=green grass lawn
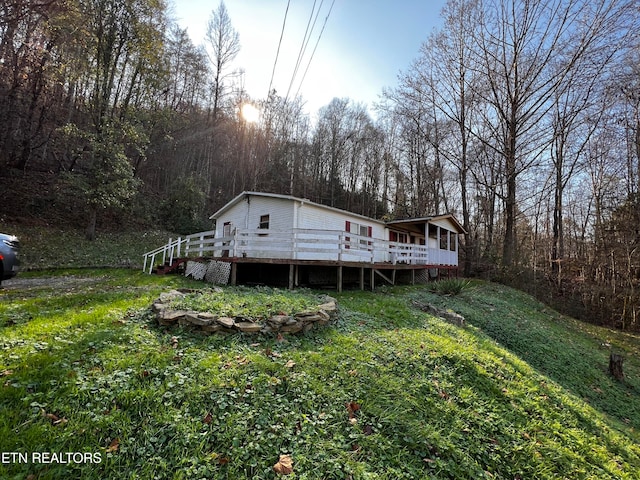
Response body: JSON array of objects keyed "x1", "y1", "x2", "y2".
[{"x1": 1, "y1": 269, "x2": 639, "y2": 479}]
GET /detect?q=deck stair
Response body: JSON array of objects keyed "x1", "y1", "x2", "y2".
[
  {"x1": 143, "y1": 236, "x2": 189, "y2": 274},
  {"x1": 154, "y1": 258, "x2": 188, "y2": 275}
]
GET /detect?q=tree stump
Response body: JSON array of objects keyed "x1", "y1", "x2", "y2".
[{"x1": 609, "y1": 353, "x2": 624, "y2": 380}]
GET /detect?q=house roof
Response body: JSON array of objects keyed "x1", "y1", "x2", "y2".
[
  {"x1": 211, "y1": 191, "x2": 467, "y2": 234},
  {"x1": 210, "y1": 191, "x2": 387, "y2": 225},
  {"x1": 387, "y1": 215, "x2": 467, "y2": 234}
]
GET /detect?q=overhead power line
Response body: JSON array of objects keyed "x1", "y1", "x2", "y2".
[
  {"x1": 285, "y1": 0, "x2": 322, "y2": 101},
  {"x1": 292, "y1": 0, "x2": 336, "y2": 102},
  {"x1": 267, "y1": 0, "x2": 291, "y2": 99}
]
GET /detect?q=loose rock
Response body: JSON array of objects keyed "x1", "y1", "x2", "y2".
[{"x1": 152, "y1": 290, "x2": 338, "y2": 336}]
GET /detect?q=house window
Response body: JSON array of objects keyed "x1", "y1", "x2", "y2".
[
  {"x1": 450, "y1": 233, "x2": 457, "y2": 252},
  {"x1": 440, "y1": 230, "x2": 449, "y2": 250},
  {"x1": 259, "y1": 214, "x2": 270, "y2": 230},
  {"x1": 345, "y1": 221, "x2": 372, "y2": 249}
]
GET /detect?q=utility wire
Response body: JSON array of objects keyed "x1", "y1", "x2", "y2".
[
  {"x1": 285, "y1": 0, "x2": 321, "y2": 101},
  {"x1": 293, "y1": 0, "x2": 336, "y2": 101},
  {"x1": 267, "y1": 0, "x2": 291, "y2": 100}
]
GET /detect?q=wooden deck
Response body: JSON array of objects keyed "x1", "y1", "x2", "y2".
[{"x1": 143, "y1": 228, "x2": 459, "y2": 291}]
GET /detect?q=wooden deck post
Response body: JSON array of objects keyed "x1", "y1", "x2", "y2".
[
  {"x1": 359, "y1": 267, "x2": 365, "y2": 290},
  {"x1": 230, "y1": 262, "x2": 237, "y2": 286},
  {"x1": 288, "y1": 264, "x2": 295, "y2": 290},
  {"x1": 337, "y1": 266, "x2": 343, "y2": 293},
  {"x1": 370, "y1": 268, "x2": 375, "y2": 291}
]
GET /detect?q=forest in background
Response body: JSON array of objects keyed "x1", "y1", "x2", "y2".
[{"x1": 1, "y1": 0, "x2": 639, "y2": 331}]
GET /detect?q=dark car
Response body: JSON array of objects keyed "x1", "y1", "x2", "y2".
[{"x1": 0, "y1": 233, "x2": 20, "y2": 285}]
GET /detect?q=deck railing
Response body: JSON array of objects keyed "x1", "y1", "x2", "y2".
[
  {"x1": 142, "y1": 236, "x2": 188, "y2": 274},
  {"x1": 143, "y1": 228, "x2": 457, "y2": 272}
]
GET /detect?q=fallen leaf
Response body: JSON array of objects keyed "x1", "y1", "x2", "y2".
[
  {"x1": 273, "y1": 454, "x2": 293, "y2": 475},
  {"x1": 345, "y1": 401, "x2": 361, "y2": 419},
  {"x1": 106, "y1": 438, "x2": 119, "y2": 453},
  {"x1": 363, "y1": 424, "x2": 374, "y2": 435},
  {"x1": 203, "y1": 412, "x2": 213, "y2": 424},
  {"x1": 0, "y1": 369, "x2": 13, "y2": 377},
  {"x1": 42, "y1": 410, "x2": 67, "y2": 425},
  {"x1": 285, "y1": 360, "x2": 296, "y2": 369},
  {"x1": 207, "y1": 452, "x2": 230, "y2": 464},
  {"x1": 42, "y1": 411, "x2": 58, "y2": 421}
]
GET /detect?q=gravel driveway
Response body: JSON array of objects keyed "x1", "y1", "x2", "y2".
[{"x1": 1, "y1": 275, "x2": 106, "y2": 291}]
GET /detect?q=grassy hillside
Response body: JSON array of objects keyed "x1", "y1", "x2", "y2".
[
  {"x1": 2, "y1": 224, "x2": 174, "y2": 270},
  {"x1": 1, "y1": 268, "x2": 639, "y2": 479}
]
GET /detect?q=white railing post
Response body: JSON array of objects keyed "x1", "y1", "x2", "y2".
[
  {"x1": 232, "y1": 230, "x2": 238, "y2": 257},
  {"x1": 169, "y1": 240, "x2": 175, "y2": 266},
  {"x1": 163, "y1": 238, "x2": 171, "y2": 265},
  {"x1": 293, "y1": 230, "x2": 297, "y2": 260}
]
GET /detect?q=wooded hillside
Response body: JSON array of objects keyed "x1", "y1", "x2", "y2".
[{"x1": 1, "y1": 0, "x2": 638, "y2": 330}]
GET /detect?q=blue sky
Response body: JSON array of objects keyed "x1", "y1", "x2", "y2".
[{"x1": 172, "y1": 0, "x2": 447, "y2": 116}]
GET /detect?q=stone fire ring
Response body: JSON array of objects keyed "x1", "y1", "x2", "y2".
[{"x1": 152, "y1": 289, "x2": 338, "y2": 335}]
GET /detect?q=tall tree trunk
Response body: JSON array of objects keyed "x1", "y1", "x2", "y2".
[{"x1": 85, "y1": 207, "x2": 97, "y2": 241}]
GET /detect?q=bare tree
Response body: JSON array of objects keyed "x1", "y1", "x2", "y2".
[
  {"x1": 470, "y1": 0, "x2": 630, "y2": 266},
  {"x1": 406, "y1": 0, "x2": 483, "y2": 274},
  {"x1": 205, "y1": 1, "x2": 240, "y2": 122}
]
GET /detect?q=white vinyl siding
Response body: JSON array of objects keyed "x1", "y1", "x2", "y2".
[
  {"x1": 206, "y1": 192, "x2": 460, "y2": 266},
  {"x1": 298, "y1": 203, "x2": 385, "y2": 239}
]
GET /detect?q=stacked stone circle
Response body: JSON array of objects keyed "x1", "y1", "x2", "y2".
[{"x1": 153, "y1": 289, "x2": 338, "y2": 335}]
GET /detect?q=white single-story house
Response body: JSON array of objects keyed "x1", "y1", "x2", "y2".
[{"x1": 143, "y1": 191, "x2": 466, "y2": 289}]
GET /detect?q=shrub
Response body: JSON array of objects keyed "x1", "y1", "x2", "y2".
[{"x1": 428, "y1": 278, "x2": 473, "y2": 295}]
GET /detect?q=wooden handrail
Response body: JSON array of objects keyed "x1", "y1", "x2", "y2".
[{"x1": 143, "y1": 227, "x2": 458, "y2": 272}]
